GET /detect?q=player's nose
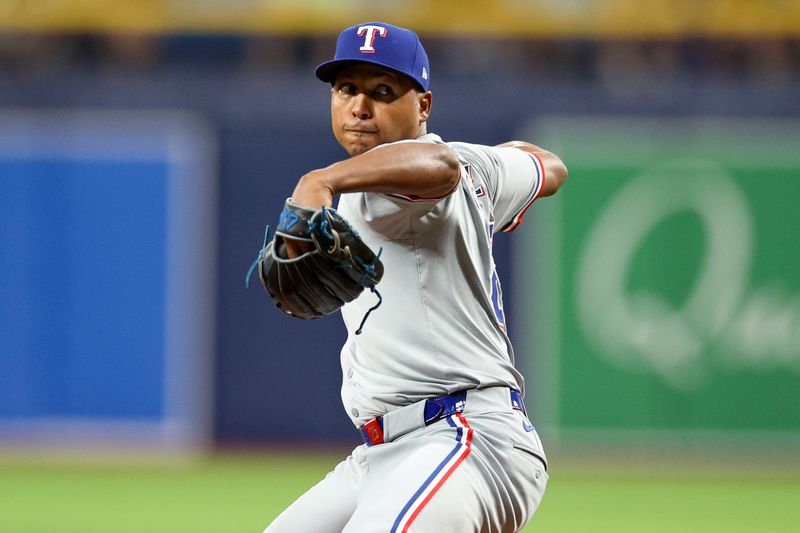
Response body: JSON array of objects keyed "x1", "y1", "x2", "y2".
[{"x1": 351, "y1": 93, "x2": 372, "y2": 120}]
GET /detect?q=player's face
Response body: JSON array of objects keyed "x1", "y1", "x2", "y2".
[{"x1": 330, "y1": 64, "x2": 431, "y2": 156}]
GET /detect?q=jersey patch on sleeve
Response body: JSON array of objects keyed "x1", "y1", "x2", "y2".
[
  {"x1": 500, "y1": 151, "x2": 546, "y2": 232},
  {"x1": 463, "y1": 163, "x2": 486, "y2": 198}
]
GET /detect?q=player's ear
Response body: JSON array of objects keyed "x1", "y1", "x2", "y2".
[{"x1": 418, "y1": 91, "x2": 432, "y2": 124}]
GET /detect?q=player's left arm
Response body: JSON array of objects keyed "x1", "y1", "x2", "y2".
[{"x1": 495, "y1": 141, "x2": 568, "y2": 197}]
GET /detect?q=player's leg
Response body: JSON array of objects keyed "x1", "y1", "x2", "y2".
[
  {"x1": 460, "y1": 390, "x2": 550, "y2": 530},
  {"x1": 496, "y1": 410, "x2": 549, "y2": 529},
  {"x1": 342, "y1": 414, "x2": 492, "y2": 533},
  {"x1": 342, "y1": 390, "x2": 549, "y2": 532},
  {"x1": 262, "y1": 449, "x2": 365, "y2": 533},
  {"x1": 390, "y1": 413, "x2": 547, "y2": 532}
]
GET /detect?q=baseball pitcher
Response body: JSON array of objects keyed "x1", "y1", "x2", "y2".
[{"x1": 254, "y1": 21, "x2": 568, "y2": 533}]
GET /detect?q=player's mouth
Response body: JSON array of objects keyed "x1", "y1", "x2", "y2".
[{"x1": 344, "y1": 125, "x2": 378, "y2": 135}]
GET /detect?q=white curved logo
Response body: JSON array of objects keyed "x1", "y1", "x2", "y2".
[{"x1": 575, "y1": 158, "x2": 754, "y2": 389}]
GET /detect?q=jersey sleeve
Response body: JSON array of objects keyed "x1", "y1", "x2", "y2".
[{"x1": 449, "y1": 142, "x2": 546, "y2": 233}]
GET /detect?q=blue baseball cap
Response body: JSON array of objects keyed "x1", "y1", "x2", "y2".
[{"x1": 315, "y1": 22, "x2": 430, "y2": 91}]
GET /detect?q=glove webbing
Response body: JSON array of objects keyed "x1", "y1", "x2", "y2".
[
  {"x1": 310, "y1": 207, "x2": 384, "y2": 334},
  {"x1": 245, "y1": 221, "x2": 383, "y2": 335}
]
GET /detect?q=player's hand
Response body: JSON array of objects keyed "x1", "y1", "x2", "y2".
[
  {"x1": 291, "y1": 170, "x2": 335, "y2": 209},
  {"x1": 285, "y1": 171, "x2": 335, "y2": 258},
  {"x1": 284, "y1": 239, "x2": 310, "y2": 258}
]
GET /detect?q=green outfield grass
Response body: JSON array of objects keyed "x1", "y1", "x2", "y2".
[{"x1": 0, "y1": 451, "x2": 798, "y2": 533}]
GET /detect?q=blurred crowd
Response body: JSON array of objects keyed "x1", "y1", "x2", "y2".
[{"x1": 0, "y1": 32, "x2": 798, "y2": 89}]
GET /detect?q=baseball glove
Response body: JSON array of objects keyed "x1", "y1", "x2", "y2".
[{"x1": 247, "y1": 199, "x2": 384, "y2": 329}]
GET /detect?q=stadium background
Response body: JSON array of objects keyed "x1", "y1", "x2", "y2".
[{"x1": 1, "y1": 1, "x2": 799, "y2": 531}]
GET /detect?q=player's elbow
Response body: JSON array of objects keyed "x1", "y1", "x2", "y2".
[
  {"x1": 552, "y1": 158, "x2": 568, "y2": 190},
  {"x1": 432, "y1": 144, "x2": 461, "y2": 197},
  {"x1": 541, "y1": 156, "x2": 568, "y2": 198}
]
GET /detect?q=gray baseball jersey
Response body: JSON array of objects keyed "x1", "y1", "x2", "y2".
[
  {"x1": 337, "y1": 133, "x2": 546, "y2": 426},
  {"x1": 264, "y1": 133, "x2": 549, "y2": 533}
]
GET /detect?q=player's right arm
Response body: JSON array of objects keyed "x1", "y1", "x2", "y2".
[
  {"x1": 284, "y1": 140, "x2": 461, "y2": 257},
  {"x1": 290, "y1": 141, "x2": 460, "y2": 210}
]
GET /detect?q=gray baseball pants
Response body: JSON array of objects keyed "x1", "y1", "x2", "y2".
[{"x1": 263, "y1": 387, "x2": 548, "y2": 533}]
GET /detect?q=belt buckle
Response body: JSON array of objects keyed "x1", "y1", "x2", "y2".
[{"x1": 424, "y1": 390, "x2": 467, "y2": 425}]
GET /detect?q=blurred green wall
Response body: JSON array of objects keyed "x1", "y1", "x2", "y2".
[{"x1": 524, "y1": 116, "x2": 800, "y2": 447}]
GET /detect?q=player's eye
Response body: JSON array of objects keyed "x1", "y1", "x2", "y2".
[
  {"x1": 374, "y1": 85, "x2": 394, "y2": 97},
  {"x1": 337, "y1": 82, "x2": 356, "y2": 95}
]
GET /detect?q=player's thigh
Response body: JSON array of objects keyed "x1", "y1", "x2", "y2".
[
  {"x1": 502, "y1": 412, "x2": 549, "y2": 523},
  {"x1": 263, "y1": 453, "x2": 362, "y2": 533},
  {"x1": 502, "y1": 437, "x2": 549, "y2": 529},
  {"x1": 388, "y1": 456, "x2": 488, "y2": 533},
  {"x1": 388, "y1": 435, "x2": 547, "y2": 533},
  {"x1": 469, "y1": 409, "x2": 549, "y2": 530},
  {"x1": 343, "y1": 422, "x2": 487, "y2": 532}
]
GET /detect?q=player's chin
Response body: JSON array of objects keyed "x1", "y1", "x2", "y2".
[
  {"x1": 338, "y1": 130, "x2": 383, "y2": 155},
  {"x1": 345, "y1": 139, "x2": 380, "y2": 157}
]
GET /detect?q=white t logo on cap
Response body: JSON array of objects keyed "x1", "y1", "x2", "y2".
[{"x1": 357, "y1": 25, "x2": 388, "y2": 54}]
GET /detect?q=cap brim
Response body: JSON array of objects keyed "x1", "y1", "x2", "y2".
[
  {"x1": 314, "y1": 59, "x2": 425, "y2": 91},
  {"x1": 314, "y1": 59, "x2": 362, "y2": 83}
]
